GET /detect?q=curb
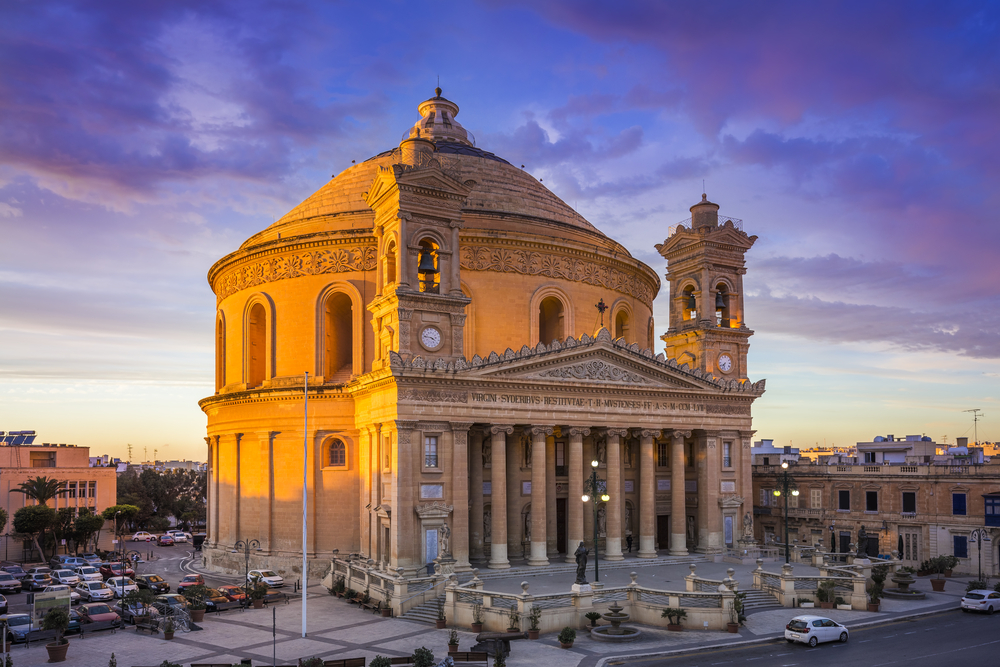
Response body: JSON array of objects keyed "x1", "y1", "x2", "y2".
[{"x1": 593, "y1": 604, "x2": 961, "y2": 667}]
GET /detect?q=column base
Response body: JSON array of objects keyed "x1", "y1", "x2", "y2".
[
  {"x1": 488, "y1": 560, "x2": 511, "y2": 569},
  {"x1": 603, "y1": 537, "x2": 624, "y2": 561},
  {"x1": 637, "y1": 536, "x2": 657, "y2": 558},
  {"x1": 488, "y1": 544, "x2": 510, "y2": 569},
  {"x1": 669, "y1": 533, "x2": 688, "y2": 556},
  {"x1": 527, "y1": 541, "x2": 549, "y2": 566}
]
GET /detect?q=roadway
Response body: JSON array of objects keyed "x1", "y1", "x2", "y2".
[{"x1": 616, "y1": 609, "x2": 1000, "y2": 667}]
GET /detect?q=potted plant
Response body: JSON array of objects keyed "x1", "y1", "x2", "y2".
[
  {"x1": 557, "y1": 626, "x2": 576, "y2": 649},
  {"x1": 448, "y1": 629, "x2": 460, "y2": 653},
  {"x1": 333, "y1": 577, "x2": 346, "y2": 598},
  {"x1": 506, "y1": 605, "x2": 520, "y2": 632},
  {"x1": 42, "y1": 606, "x2": 70, "y2": 662},
  {"x1": 183, "y1": 584, "x2": 209, "y2": 622},
  {"x1": 435, "y1": 599, "x2": 447, "y2": 629},
  {"x1": 527, "y1": 606, "x2": 541, "y2": 639},
  {"x1": 163, "y1": 617, "x2": 176, "y2": 640},
  {"x1": 660, "y1": 607, "x2": 687, "y2": 631},
  {"x1": 412, "y1": 647, "x2": 435, "y2": 667},
  {"x1": 799, "y1": 598, "x2": 815, "y2": 608},
  {"x1": 817, "y1": 581, "x2": 836, "y2": 609},
  {"x1": 835, "y1": 596, "x2": 851, "y2": 611},
  {"x1": 944, "y1": 555, "x2": 959, "y2": 577},
  {"x1": 727, "y1": 591, "x2": 746, "y2": 632},
  {"x1": 370, "y1": 657, "x2": 392, "y2": 667},
  {"x1": 250, "y1": 581, "x2": 268, "y2": 609},
  {"x1": 344, "y1": 588, "x2": 357, "y2": 603},
  {"x1": 928, "y1": 556, "x2": 947, "y2": 591},
  {"x1": 381, "y1": 589, "x2": 393, "y2": 617},
  {"x1": 301, "y1": 658, "x2": 323, "y2": 667},
  {"x1": 471, "y1": 603, "x2": 484, "y2": 632},
  {"x1": 585, "y1": 611, "x2": 602, "y2": 628},
  {"x1": 867, "y1": 580, "x2": 883, "y2": 612}
]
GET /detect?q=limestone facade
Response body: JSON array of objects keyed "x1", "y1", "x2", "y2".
[{"x1": 200, "y1": 90, "x2": 765, "y2": 578}]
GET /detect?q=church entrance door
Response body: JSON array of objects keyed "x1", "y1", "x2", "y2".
[
  {"x1": 657, "y1": 515, "x2": 670, "y2": 550},
  {"x1": 556, "y1": 498, "x2": 567, "y2": 555}
]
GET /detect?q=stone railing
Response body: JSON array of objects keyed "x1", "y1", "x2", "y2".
[
  {"x1": 443, "y1": 567, "x2": 735, "y2": 633},
  {"x1": 752, "y1": 560, "x2": 868, "y2": 610},
  {"x1": 323, "y1": 556, "x2": 446, "y2": 616}
]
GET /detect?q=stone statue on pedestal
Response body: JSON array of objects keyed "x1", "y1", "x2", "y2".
[{"x1": 574, "y1": 542, "x2": 588, "y2": 584}]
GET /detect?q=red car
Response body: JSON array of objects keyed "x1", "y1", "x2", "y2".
[
  {"x1": 177, "y1": 574, "x2": 204, "y2": 592},
  {"x1": 99, "y1": 563, "x2": 133, "y2": 579},
  {"x1": 157, "y1": 534, "x2": 174, "y2": 546},
  {"x1": 78, "y1": 602, "x2": 122, "y2": 626},
  {"x1": 217, "y1": 584, "x2": 247, "y2": 602}
]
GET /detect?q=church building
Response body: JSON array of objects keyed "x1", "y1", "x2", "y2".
[{"x1": 200, "y1": 89, "x2": 765, "y2": 577}]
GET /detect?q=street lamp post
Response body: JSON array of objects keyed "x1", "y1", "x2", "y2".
[
  {"x1": 772, "y1": 461, "x2": 799, "y2": 564},
  {"x1": 581, "y1": 460, "x2": 610, "y2": 583},
  {"x1": 971, "y1": 528, "x2": 988, "y2": 580},
  {"x1": 233, "y1": 539, "x2": 261, "y2": 598},
  {"x1": 120, "y1": 549, "x2": 142, "y2": 580}
]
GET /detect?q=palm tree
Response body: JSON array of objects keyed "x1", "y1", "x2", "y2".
[{"x1": 12, "y1": 476, "x2": 69, "y2": 505}]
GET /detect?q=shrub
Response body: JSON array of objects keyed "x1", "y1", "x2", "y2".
[
  {"x1": 158, "y1": 662, "x2": 181, "y2": 667},
  {"x1": 300, "y1": 659, "x2": 323, "y2": 667},
  {"x1": 506, "y1": 605, "x2": 520, "y2": 630},
  {"x1": 660, "y1": 607, "x2": 687, "y2": 625},
  {"x1": 868, "y1": 580, "x2": 884, "y2": 603},
  {"x1": 733, "y1": 591, "x2": 747, "y2": 624},
  {"x1": 370, "y1": 657, "x2": 392, "y2": 667},
  {"x1": 834, "y1": 596, "x2": 846, "y2": 606},
  {"x1": 182, "y1": 584, "x2": 210, "y2": 610},
  {"x1": 967, "y1": 579, "x2": 991, "y2": 592},
  {"x1": 528, "y1": 606, "x2": 541, "y2": 631},
  {"x1": 994, "y1": 581, "x2": 1000, "y2": 594},
  {"x1": 557, "y1": 627, "x2": 576, "y2": 644},
  {"x1": 436, "y1": 598, "x2": 446, "y2": 621},
  {"x1": 585, "y1": 611, "x2": 602, "y2": 625},
  {"x1": 109, "y1": 654, "x2": 117, "y2": 667},
  {"x1": 42, "y1": 607, "x2": 70, "y2": 645},
  {"x1": 448, "y1": 629, "x2": 459, "y2": 645},
  {"x1": 817, "y1": 581, "x2": 836, "y2": 602},
  {"x1": 472, "y1": 603, "x2": 484, "y2": 624},
  {"x1": 412, "y1": 647, "x2": 435, "y2": 667},
  {"x1": 492, "y1": 651, "x2": 506, "y2": 667}
]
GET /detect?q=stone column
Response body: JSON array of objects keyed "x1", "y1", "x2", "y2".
[
  {"x1": 546, "y1": 433, "x2": 557, "y2": 557},
  {"x1": 604, "y1": 428, "x2": 628, "y2": 561},
  {"x1": 451, "y1": 423, "x2": 472, "y2": 569},
  {"x1": 390, "y1": 421, "x2": 418, "y2": 572},
  {"x1": 528, "y1": 426, "x2": 553, "y2": 566},
  {"x1": 506, "y1": 430, "x2": 521, "y2": 561},
  {"x1": 359, "y1": 428, "x2": 371, "y2": 559},
  {"x1": 701, "y1": 432, "x2": 722, "y2": 553},
  {"x1": 566, "y1": 428, "x2": 589, "y2": 562},
  {"x1": 469, "y1": 429, "x2": 485, "y2": 562},
  {"x1": 670, "y1": 430, "x2": 691, "y2": 556},
  {"x1": 489, "y1": 425, "x2": 512, "y2": 569},
  {"x1": 740, "y1": 431, "x2": 753, "y2": 542},
  {"x1": 638, "y1": 430, "x2": 660, "y2": 558}
]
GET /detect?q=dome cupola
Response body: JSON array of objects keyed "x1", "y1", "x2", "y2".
[{"x1": 403, "y1": 87, "x2": 473, "y2": 146}]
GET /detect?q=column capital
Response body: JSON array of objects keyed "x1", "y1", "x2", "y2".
[
  {"x1": 392, "y1": 420, "x2": 419, "y2": 431},
  {"x1": 204, "y1": 436, "x2": 213, "y2": 447},
  {"x1": 566, "y1": 427, "x2": 591, "y2": 437},
  {"x1": 637, "y1": 429, "x2": 662, "y2": 439},
  {"x1": 671, "y1": 429, "x2": 692, "y2": 441},
  {"x1": 529, "y1": 426, "x2": 554, "y2": 437},
  {"x1": 450, "y1": 422, "x2": 475, "y2": 432},
  {"x1": 490, "y1": 424, "x2": 514, "y2": 435},
  {"x1": 253, "y1": 430, "x2": 277, "y2": 441},
  {"x1": 606, "y1": 428, "x2": 629, "y2": 438}
]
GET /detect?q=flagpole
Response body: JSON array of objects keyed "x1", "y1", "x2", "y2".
[{"x1": 302, "y1": 370, "x2": 308, "y2": 638}]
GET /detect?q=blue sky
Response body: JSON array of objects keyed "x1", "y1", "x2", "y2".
[{"x1": 2, "y1": 1, "x2": 997, "y2": 460}]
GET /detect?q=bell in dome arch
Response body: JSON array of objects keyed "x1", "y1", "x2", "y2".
[{"x1": 417, "y1": 242, "x2": 440, "y2": 294}]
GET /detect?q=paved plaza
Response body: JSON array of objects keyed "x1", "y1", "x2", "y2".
[{"x1": 0, "y1": 554, "x2": 974, "y2": 667}]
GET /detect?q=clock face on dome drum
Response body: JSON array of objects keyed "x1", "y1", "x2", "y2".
[
  {"x1": 717, "y1": 353, "x2": 733, "y2": 373},
  {"x1": 420, "y1": 326, "x2": 442, "y2": 351}
]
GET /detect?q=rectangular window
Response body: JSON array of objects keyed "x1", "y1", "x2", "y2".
[
  {"x1": 723, "y1": 442, "x2": 732, "y2": 468},
  {"x1": 89, "y1": 481, "x2": 97, "y2": 498},
  {"x1": 686, "y1": 442, "x2": 694, "y2": 467},
  {"x1": 902, "y1": 492, "x2": 916, "y2": 514},
  {"x1": 810, "y1": 489, "x2": 822, "y2": 509},
  {"x1": 657, "y1": 441, "x2": 668, "y2": 467},
  {"x1": 864, "y1": 452, "x2": 876, "y2": 463},
  {"x1": 838, "y1": 490, "x2": 851, "y2": 511},
  {"x1": 954, "y1": 535, "x2": 968, "y2": 559},
  {"x1": 952, "y1": 493, "x2": 967, "y2": 516},
  {"x1": 67, "y1": 482, "x2": 77, "y2": 499},
  {"x1": 866, "y1": 491, "x2": 878, "y2": 512},
  {"x1": 555, "y1": 441, "x2": 566, "y2": 477},
  {"x1": 424, "y1": 436, "x2": 439, "y2": 468},
  {"x1": 760, "y1": 488, "x2": 771, "y2": 507},
  {"x1": 788, "y1": 491, "x2": 799, "y2": 508},
  {"x1": 987, "y1": 497, "x2": 1000, "y2": 527}
]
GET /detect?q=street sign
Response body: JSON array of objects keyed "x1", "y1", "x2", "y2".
[{"x1": 32, "y1": 589, "x2": 71, "y2": 626}]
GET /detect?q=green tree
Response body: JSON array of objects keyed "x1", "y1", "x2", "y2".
[
  {"x1": 12, "y1": 476, "x2": 70, "y2": 505},
  {"x1": 74, "y1": 508, "x2": 107, "y2": 552},
  {"x1": 101, "y1": 504, "x2": 141, "y2": 540},
  {"x1": 14, "y1": 504, "x2": 57, "y2": 560},
  {"x1": 0, "y1": 507, "x2": 9, "y2": 535},
  {"x1": 53, "y1": 507, "x2": 77, "y2": 554}
]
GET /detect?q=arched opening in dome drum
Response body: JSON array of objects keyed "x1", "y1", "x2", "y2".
[
  {"x1": 538, "y1": 296, "x2": 565, "y2": 345},
  {"x1": 383, "y1": 240, "x2": 397, "y2": 289},
  {"x1": 215, "y1": 313, "x2": 226, "y2": 392},
  {"x1": 615, "y1": 310, "x2": 630, "y2": 343},
  {"x1": 324, "y1": 292, "x2": 353, "y2": 383},
  {"x1": 715, "y1": 283, "x2": 729, "y2": 327},
  {"x1": 417, "y1": 239, "x2": 440, "y2": 294},
  {"x1": 247, "y1": 303, "x2": 266, "y2": 388}
]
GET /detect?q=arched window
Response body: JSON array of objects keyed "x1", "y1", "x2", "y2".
[
  {"x1": 417, "y1": 238, "x2": 440, "y2": 294},
  {"x1": 247, "y1": 302, "x2": 266, "y2": 388},
  {"x1": 682, "y1": 286, "x2": 697, "y2": 321},
  {"x1": 538, "y1": 296, "x2": 564, "y2": 345},
  {"x1": 324, "y1": 292, "x2": 353, "y2": 382},
  {"x1": 327, "y1": 438, "x2": 347, "y2": 468},
  {"x1": 383, "y1": 240, "x2": 397, "y2": 289},
  {"x1": 215, "y1": 313, "x2": 226, "y2": 392},
  {"x1": 715, "y1": 283, "x2": 729, "y2": 327},
  {"x1": 614, "y1": 310, "x2": 630, "y2": 342}
]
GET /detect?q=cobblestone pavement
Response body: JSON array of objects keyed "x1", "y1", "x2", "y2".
[{"x1": 0, "y1": 554, "x2": 976, "y2": 667}]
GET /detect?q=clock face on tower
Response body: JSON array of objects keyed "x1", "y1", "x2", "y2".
[
  {"x1": 717, "y1": 353, "x2": 733, "y2": 373},
  {"x1": 420, "y1": 326, "x2": 442, "y2": 351}
]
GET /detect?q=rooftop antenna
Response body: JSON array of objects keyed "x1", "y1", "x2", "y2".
[
  {"x1": 702, "y1": 179, "x2": 705, "y2": 194},
  {"x1": 964, "y1": 409, "x2": 983, "y2": 445},
  {"x1": 127, "y1": 443, "x2": 133, "y2": 463}
]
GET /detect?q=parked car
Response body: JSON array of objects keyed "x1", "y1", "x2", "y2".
[
  {"x1": 23, "y1": 573, "x2": 53, "y2": 591},
  {"x1": 168, "y1": 531, "x2": 190, "y2": 543},
  {"x1": 106, "y1": 576, "x2": 139, "y2": 599},
  {"x1": 217, "y1": 584, "x2": 247, "y2": 603},
  {"x1": 157, "y1": 534, "x2": 175, "y2": 546},
  {"x1": 177, "y1": 574, "x2": 205, "y2": 592},
  {"x1": 77, "y1": 602, "x2": 121, "y2": 626},
  {"x1": 49, "y1": 556, "x2": 85, "y2": 570},
  {"x1": 76, "y1": 580, "x2": 114, "y2": 602},
  {"x1": 0, "y1": 594, "x2": 7, "y2": 615},
  {"x1": 25, "y1": 566, "x2": 52, "y2": 577},
  {"x1": 51, "y1": 569, "x2": 81, "y2": 586},
  {"x1": 66, "y1": 607, "x2": 83, "y2": 635},
  {"x1": 48, "y1": 555, "x2": 71, "y2": 570},
  {"x1": 247, "y1": 569, "x2": 284, "y2": 588},
  {"x1": 42, "y1": 584, "x2": 81, "y2": 605},
  {"x1": 75, "y1": 566, "x2": 103, "y2": 582},
  {"x1": 80, "y1": 552, "x2": 103, "y2": 565},
  {"x1": 0, "y1": 573, "x2": 22, "y2": 593},
  {"x1": 201, "y1": 588, "x2": 230, "y2": 612},
  {"x1": 153, "y1": 593, "x2": 190, "y2": 613},
  {"x1": 135, "y1": 573, "x2": 170, "y2": 594},
  {"x1": 785, "y1": 615, "x2": 849, "y2": 647},
  {"x1": 99, "y1": 562, "x2": 133, "y2": 579},
  {"x1": 961, "y1": 589, "x2": 1000, "y2": 613},
  {"x1": 2, "y1": 613, "x2": 33, "y2": 643},
  {"x1": 113, "y1": 600, "x2": 160, "y2": 625},
  {"x1": 131, "y1": 531, "x2": 155, "y2": 542},
  {"x1": 1, "y1": 565, "x2": 27, "y2": 581}
]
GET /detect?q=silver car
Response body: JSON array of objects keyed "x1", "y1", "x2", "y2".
[
  {"x1": 785, "y1": 615, "x2": 849, "y2": 647},
  {"x1": 51, "y1": 569, "x2": 80, "y2": 586},
  {"x1": 74, "y1": 566, "x2": 103, "y2": 582},
  {"x1": 961, "y1": 589, "x2": 1000, "y2": 613},
  {"x1": 76, "y1": 580, "x2": 114, "y2": 602}
]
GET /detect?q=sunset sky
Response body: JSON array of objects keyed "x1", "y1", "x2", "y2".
[{"x1": 2, "y1": 1, "x2": 997, "y2": 461}]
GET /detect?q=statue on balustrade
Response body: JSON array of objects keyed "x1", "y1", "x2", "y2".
[{"x1": 574, "y1": 542, "x2": 588, "y2": 584}]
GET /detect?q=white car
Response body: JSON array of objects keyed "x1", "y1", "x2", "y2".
[
  {"x1": 51, "y1": 569, "x2": 80, "y2": 586},
  {"x1": 785, "y1": 615, "x2": 849, "y2": 647},
  {"x1": 43, "y1": 584, "x2": 81, "y2": 604},
  {"x1": 168, "y1": 531, "x2": 190, "y2": 543},
  {"x1": 247, "y1": 569, "x2": 284, "y2": 588},
  {"x1": 76, "y1": 580, "x2": 114, "y2": 602},
  {"x1": 131, "y1": 531, "x2": 155, "y2": 542},
  {"x1": 106, "y1": 576, "x2": 139, "y2": 598},
  {"x1": 961, "y1": 589, "x2": 1000, "y2": 613},
  {"x1": 74, "y1": 566, "x2": 103, "y2": 582}
]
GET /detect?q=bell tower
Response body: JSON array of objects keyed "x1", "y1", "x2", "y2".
[
  {"x1": 364, "y1": 89, "x2": 473, "y2": 369},
  {"x1": 655, "y1": 194, "x2": 757, "y2": 380}
]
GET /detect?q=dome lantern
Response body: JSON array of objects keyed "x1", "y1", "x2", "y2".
[{"x1": 403, "y1": 88, "x2": 473, "y2": 147}]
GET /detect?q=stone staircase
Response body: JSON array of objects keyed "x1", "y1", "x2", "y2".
[
  {"x1": 741, "y1": 588, "x2": 783, "y2": 614},
  {"x1": 400, "y1": 594, "x2": 445, "y2": 625}
]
